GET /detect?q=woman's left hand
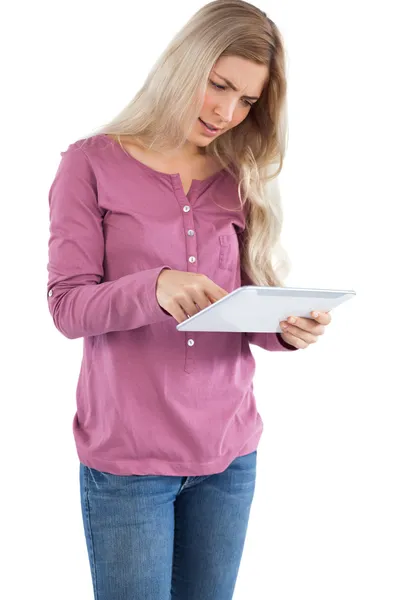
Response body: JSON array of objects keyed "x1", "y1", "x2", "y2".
[{"x1": 279, "y1": 311, "x2": 332, "y2": 349}]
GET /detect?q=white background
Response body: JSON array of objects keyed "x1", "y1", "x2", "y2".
[{"x1": 2, "y1": 1, "x2": 399, "y2": 598}]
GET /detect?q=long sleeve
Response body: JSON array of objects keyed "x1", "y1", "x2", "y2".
[
  {"x1": 239, "y1": 245, "x2": 298, "y2": 352},
  {"x1": 46, "y1": 145, "x2": 172, "y2": 339}
]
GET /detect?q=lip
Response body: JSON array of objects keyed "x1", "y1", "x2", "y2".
[{"x1": 199, "y1": 118, "x2": 223, "y2": 131}]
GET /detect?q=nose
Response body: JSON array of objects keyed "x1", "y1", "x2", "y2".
[{"x1": 214, "y1": 99, "x2": 237, "y2": 125}]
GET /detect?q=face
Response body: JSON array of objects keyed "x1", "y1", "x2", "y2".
[{"x1": 190, "y1": 55, "x2": 269, "y2": 152}]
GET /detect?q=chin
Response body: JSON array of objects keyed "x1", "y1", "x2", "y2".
[{"x1": 189, "y1": 135, "x2": 211, "y2": 147}]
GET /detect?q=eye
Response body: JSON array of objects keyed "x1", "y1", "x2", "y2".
[
  {"x1": 211, "y1": 81, "x2": 225, "y2": 91},
  {"x1": 209, "y1": 80, "x2": 253, "y2": 107}
]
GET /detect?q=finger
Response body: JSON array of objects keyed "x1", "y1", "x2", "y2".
[
  {"x1": 279, "y1": 330, "x2": 308, "y2": 349},
  {"x1": 283, "y1": 324, "x2": 318, "y2": 345},
  {"x1": 311, "y1": 311, "x2": 332, "y2": 325},
  {"x1": 285, "y1": 316, "x2": 317, "y2": 334}
]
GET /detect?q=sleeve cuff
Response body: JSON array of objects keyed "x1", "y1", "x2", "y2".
[
  {"x1": 276, "y1": 332, "x2": 299, "y2": 350},
  {"x1": 145, "y1": 266, "x2": 173, "y2": 321},
  {"x1": 246, "y1": 331, "x2": 299, "y2": 351}
]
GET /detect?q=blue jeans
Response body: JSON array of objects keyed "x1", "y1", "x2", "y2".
[{"x1": 79, "y1": 450, "x2": 257, "y2": 600}]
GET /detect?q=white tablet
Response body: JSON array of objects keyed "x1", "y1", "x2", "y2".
[{"x1": 176, "y1": 285, "x2": 356, "y2": 333}]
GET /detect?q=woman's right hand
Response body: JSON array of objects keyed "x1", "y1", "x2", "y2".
[{"x1": 156, "y1": 268, "x2": 229, "y2": 324}]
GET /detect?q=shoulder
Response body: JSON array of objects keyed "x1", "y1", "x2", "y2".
[
  {"x1": 56, "y1": 135, "x2": 111, "y2": 184},
  {"x1": 60, "y1": 134, "x2": 102, "y2": 157},
  {"x1": 61, "y1": 134, "x2": 124, "y2": 167}
]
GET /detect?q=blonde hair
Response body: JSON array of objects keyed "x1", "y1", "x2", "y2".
[{"x1": 84, "y1": 0, "x2": 291, "y2": 287}]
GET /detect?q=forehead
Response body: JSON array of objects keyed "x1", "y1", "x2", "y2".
[{"x1": 212, "y1": 56, "x2": 268, "y2": 94}]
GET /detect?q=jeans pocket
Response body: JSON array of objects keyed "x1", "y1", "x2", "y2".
[{"x1": 84, "y1": 464, "x2": 142, "y2": 492}]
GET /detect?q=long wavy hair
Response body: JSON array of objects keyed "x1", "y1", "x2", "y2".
[{"x1": 84, "y1": 0, "x2": 291, "y2": 287}]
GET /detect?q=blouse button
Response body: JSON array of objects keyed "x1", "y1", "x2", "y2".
[
  {"x1": 188, "y1": 256, "x2": 196, "y2": 263},
  {"x1": 48, "y1": 289, "x2": 53, "y2": 297},
  {"x1": 187, "y1": 339, "x2": 194, "y2": 346},
  {"x1": 183, "y1": 205, "x2": 191, "y2": 212},
  {"x1": 188, "y1": 229, "x2": 194, "y2": 236}
]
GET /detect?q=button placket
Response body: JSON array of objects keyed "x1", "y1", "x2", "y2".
[
  {"x1": 182, "y1": 204, "x2": 197, "y2": 271},
  {"x1": 181, "y1": 202, "x2": 196, "y2": 373}
]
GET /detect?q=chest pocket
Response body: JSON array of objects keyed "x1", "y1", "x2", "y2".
[{"x1": 219, "y1": 232, "x2": 239, "y2": 271}]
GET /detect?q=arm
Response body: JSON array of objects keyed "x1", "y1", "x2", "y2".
[
  {"x1": 238, "y1": 235, "x2": 298, "y2": 352},
  {"x1": 241, "y1": 268, "x2": 298, "y2": 351},
  {"x1": 46, "y1": 145, "x2": 172, "y2": 339}
]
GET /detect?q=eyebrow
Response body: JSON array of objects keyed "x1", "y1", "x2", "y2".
[{"x1": 212, "y1": 70, "x2": 261, "y2": 101}]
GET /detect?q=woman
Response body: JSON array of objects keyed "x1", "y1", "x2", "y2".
[{"x1": 46, "y1": 1, "x2": 331, "y2": 598}]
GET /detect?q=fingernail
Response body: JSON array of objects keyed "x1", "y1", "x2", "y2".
[
  {"x1": 312, "y1": 311, "x2": 319, "y2": 318},
  {"x1": 288, "y1": 317, "x2": 296, "y2": 324}
]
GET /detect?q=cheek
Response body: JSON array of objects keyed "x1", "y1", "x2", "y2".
[
  {"x1": 200, "y1": 92, "x2": 214, "y2": 112},
  {"x1": 235, "y1": 106, "x2": 253, "y2": 125},
  {"x1": 236, "y1": 115, "x2": 248, "y2": 126}
]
